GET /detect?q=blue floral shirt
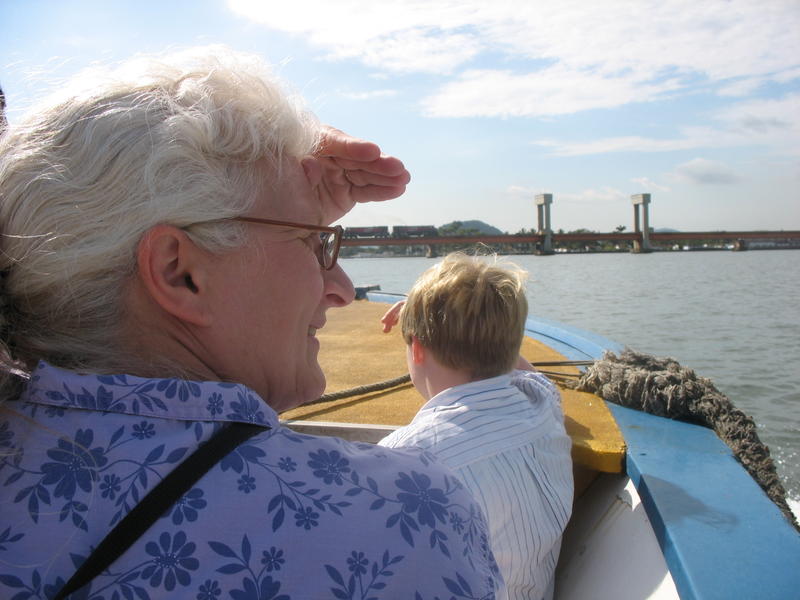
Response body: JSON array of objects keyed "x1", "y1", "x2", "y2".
[{"x1": 0, "y1": 362, "x2": 502, "y2": 599}]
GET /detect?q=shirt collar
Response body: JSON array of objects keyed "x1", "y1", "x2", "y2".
[
  {"x1": 21, "y1": 361, "x2": 278, "y2": 428},
  {"x1": 421, "y1": 372, "x2": 514, "y2": 411}
]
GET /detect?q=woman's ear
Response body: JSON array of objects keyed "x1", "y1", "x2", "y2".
[{"x1": 136, "y1": 225, "x2": 214, "y2": 326}]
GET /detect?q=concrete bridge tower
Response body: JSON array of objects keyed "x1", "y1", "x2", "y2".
[
  {"x1": 631, "y1": 193, "x2": 652, "y2": 253},
  {"x1": 535, "y1": 193, "x2": 554, "y2": 255}
]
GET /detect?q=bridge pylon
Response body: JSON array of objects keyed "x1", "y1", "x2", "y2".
[
  {"x1": 535, "y1": 193, "x2": 554, "y2": 255},
  {"x1": 631, "y1": 193, "x2": 653, "y2": 253}
]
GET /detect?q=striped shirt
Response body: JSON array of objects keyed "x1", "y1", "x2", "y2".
[{"x1": 379, "y1": 370, "x2": 573, "y2": 600}]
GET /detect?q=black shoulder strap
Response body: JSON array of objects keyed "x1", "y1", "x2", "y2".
[{"x1": 55, "y1": 422, "x2": 268, "y2": 599}]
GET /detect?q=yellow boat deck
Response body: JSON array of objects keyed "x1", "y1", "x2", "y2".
[{"x1": 282, "y1": 300, "x2": 625, "y2": 490}]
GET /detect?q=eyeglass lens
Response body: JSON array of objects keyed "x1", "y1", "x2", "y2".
[{"x1": 320, "y1": 232, "x2": 334, "y2": 269}]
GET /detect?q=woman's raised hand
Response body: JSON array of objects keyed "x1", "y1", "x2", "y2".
[{"x1": 316, "y1": 126, "x2": 411, "y2": 224}]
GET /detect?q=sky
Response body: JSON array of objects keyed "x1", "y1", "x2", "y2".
[{"x1": 2, "y1": 0, "x2": 799, "y2": 233}]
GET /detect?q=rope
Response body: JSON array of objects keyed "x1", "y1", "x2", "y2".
[
  {"x1": 306, "y1": 373, "x2": 411, "y2": 405},
  {"x1": 566, "y1": 348, "x2": 799, "y2": 531}
]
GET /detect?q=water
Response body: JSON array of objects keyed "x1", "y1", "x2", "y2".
[{"x1": 340, "y1": 250, "x2": 800, "y2": 507}]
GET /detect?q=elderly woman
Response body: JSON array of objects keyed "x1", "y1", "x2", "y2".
[{"x1": 0, "y1": 49, "x2": 502, "y2": 599}]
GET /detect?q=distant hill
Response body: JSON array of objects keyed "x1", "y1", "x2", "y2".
[
  {"x1": 654, "y1": 228, "x2": 680, "y2": 233},
  {"x1": 439, "y1": 220, "x2": 504, "y2": 235}
]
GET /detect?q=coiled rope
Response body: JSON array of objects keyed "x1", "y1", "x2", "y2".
[{"x1": 566, "y1": 348, "x2": 799, "y2": 531}]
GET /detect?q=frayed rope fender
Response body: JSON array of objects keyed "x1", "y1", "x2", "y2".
[{"x1": 568, "y1": 348, "x2": 799, "y2": 532}]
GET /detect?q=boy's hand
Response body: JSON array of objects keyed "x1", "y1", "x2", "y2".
[{"x1": 381, "y1": 300, "x2": 406, "y2": 333}]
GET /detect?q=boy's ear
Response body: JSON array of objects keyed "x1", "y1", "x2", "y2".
[
  {"x1": 410, "y1": 336, "x2": 426, "y2": 365},
  {"x1": 136, "y1": 225, "x2": 214, "y2": 327}
]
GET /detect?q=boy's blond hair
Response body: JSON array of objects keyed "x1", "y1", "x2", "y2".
[{"x1": 401, "y1": 253, "x2": 528, "y2": 379}]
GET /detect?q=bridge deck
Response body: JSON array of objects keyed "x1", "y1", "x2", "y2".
[{"x1": 340, "y1": 230, "x2": 800, "y2": 247}]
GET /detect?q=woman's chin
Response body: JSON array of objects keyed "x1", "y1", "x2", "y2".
[
  {"x1": 306, "y1": 371, "x2": 327, "y2": 403},
  {"x1": 263, "y1": 364, "x2": 326, "y2": 413},
  {"x1": 295, "y1": 366, "x2": 326, "y2": 407}
]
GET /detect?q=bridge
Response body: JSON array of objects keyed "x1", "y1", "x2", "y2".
[
  {"x1": 341, "y1": 230, "x2": 800, "y2": 249},
  {"x1": 341, "y1": 193, "x2": 799, "y2": 254}
]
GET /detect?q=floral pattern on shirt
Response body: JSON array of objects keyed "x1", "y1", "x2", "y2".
[{"x1": 0, "y1": 362, "x2": 502, "y2": 599}]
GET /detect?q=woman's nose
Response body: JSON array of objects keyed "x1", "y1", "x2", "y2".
[{"x1": 323, "y1": 263, "x2": 355, "y2": 308}]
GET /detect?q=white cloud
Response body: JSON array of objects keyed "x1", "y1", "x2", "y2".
[
  {"x1": 60, "y1": 35, "x2": 93, "y2": 48},
  {"x1": 229, "y1": 0, "x2": 800, "y2": 116},
  {"x1": 774, "y1": 67, "x2": 800, "y2": 84},
  {"x1": 533, "y1": 133, "x2": 705, "y2": 156},
  {"x1": 422, "y1": 66, "x2": 681, "y2": 118},
  {"x1": 338, "y1": 89, "x2": 398, "y2": 100},
  {"x1": 716, "y1": 94, "x2": 800, "y2": 136},
  {"x1": 670, "y1": 158, "x2": 740, "y2": 185},
  {"x1": 534, "y1": 92, "x2": 800, "y2": 156},
  {"x1": 336, "y1": 29, "x2": 482, "y2": 75},
  {"x1": 505, "y1": 185, "x2": 551, "y2": 199},
  {"x1": 631, "y1": 177, "x2": 671, "y2": 193},
  {"x1": 506, "y1": 185, "x2": 532, "y2": 196},
  {"x1": 229, "y1": 0, "x2": 483, "y2": 74},
  {"x1": 717, "y1": 77, "x2": 767, "y2": 98},
  {"x1": 559, "y1": 187, "x2": 628, "y2": 205}
]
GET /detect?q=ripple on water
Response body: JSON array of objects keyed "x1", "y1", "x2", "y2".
[{"x1": 789, "y1": 498, "x2": 800, "y2": 521}]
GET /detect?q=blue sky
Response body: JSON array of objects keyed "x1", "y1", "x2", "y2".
[{"x1": 2, "y1": 0, "x2": 799, "y2": 233}]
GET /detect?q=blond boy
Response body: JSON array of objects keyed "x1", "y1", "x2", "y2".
[{"x1": 379, "y1": 253, "x2": 573, "y2": 600}]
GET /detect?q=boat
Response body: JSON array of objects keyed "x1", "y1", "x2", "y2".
[{"x1": 280, "y1": 290, "x2": 800, "y2": 599}]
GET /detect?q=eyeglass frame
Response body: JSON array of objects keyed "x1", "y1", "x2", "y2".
[{"x1": 230, "y1": 216, "x2": 343, "y2": 271}]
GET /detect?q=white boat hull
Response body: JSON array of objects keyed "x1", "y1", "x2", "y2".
[{"x1": 556, "y1": 473, "x2": 679, "y2": 599}]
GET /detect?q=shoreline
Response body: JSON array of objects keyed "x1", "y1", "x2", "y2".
[{"x1": 342, "y1": 245, "x2": 800, "y2": 258}]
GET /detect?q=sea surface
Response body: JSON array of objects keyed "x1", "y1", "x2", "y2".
[{"x1": 339, "y1": 250, "x2": 800, "y2": 512}]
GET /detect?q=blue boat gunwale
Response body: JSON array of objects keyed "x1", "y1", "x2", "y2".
[{"x1": 366, "y1": 290, "x2": 800, "y2": 600}]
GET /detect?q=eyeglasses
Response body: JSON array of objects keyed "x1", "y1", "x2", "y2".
[{"x1": 231, "y1": 216, "x2": 343, "y2": 270}]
